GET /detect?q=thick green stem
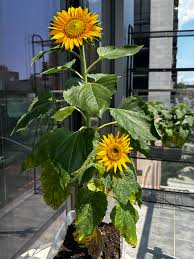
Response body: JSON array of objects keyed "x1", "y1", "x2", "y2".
[
  {"x1": 97, "y1": 121, "x2": 117, "y2": 131},
  {"x1": 86, "y1": 115, "x2": 92, "y2": 128},
  {"x1": 80, "y1": 45, "x2": 88, "y2": 83}
]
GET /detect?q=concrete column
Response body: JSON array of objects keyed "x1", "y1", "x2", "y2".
[{"x1": 149, "y1": 0, "x2": 174, "y2": 103}]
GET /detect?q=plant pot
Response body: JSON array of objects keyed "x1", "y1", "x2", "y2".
[
  {"x1": 46, "y1": 210, "x2": 126, "y2": 259},
  {"x1": 148, "y1": 146, "x2": 182, "y2": 161}
]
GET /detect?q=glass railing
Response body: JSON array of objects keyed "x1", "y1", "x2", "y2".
[{"x1": 131, "y1": 88, "x2": 194, "y2": 206}]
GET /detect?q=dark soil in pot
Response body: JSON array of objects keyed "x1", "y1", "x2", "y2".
[{"x1": 54, "y1": 223, "x2": 120, "y2": 259}]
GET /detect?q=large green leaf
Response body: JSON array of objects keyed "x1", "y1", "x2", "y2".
[
  {"x1": 97, "y1": 45, "x2": 143, "y2": 60},
  {"x1": 51, "y1": 106, "x2": 76, "y2": 122},
  {"x1": 110, "y1": 203, "x2": 138, "y2": 247},
  {"x1": 41, "y1": 161, "x2": 70, "y2": 209},
  {"x1": 121, "y1": 96, "x2": 149, "y2": 114},
  {"x1": 76, "y1": 187, "x2": 107, "y2": 236},
  {"x1": 41, "y1": 59, "x2": 76, "y2": 75},
  {"x1": 31, "y1": 45, "x2": 61, "y2": 65},
  {"x1": 87, "y1": 178, "x2": 105, "y2": 192},
  {"x1": 113, "y1": 170, "x2": 141, "y2": 206},
  {"x1": 20, "y1": 133, "x2": 50, "y2": 173},
  {"x1": 49, "y1": 128, "x2": 95, "y2": 173},
  {"x1": 110, "y1": 108, "x2": 156, "y2": 142},
  {"x1": 71, "y1": 150, "x2": 97, "y2": 185},
  {"x1": 88, "y1": 73, "x2": 119, "y2": 93},
  {"x1": 63, "y1": 82, "x2": 114, "y2": 117},
  {"x1": 12, "y1": 91, "x2": 53, "y2": 134}
]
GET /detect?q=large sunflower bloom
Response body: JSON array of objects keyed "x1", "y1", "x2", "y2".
[
  {"x1": 49, "y1": 7, "x2": 102, "y2": 50},
  {"x1": 96, "y1": 133, "x2": 133, "y2": 173}
]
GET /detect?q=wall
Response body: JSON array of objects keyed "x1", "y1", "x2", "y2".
[{"x1": 149, "y1": 0, "x2": 174, "y2": 103}]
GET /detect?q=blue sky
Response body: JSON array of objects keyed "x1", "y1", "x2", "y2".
[
  {"x1": 0, "y1": 0, "x2": 101, "y2": 80},
  {"x1": 177, "y1": 0, "x2": 194, "y2": 85},
  {"x1": 177, "y1": 20, "x2": 194, "y2": 84},
  {"x1": 0, "y1": 0, "x2": 61, "y2": 79}
]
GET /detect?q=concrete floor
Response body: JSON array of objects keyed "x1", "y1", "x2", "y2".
[
  {"x1": 0, "y1": 191, "x2": 67, "y2": 259},
  {"x1": 1, "y1": 192, "x2": 194, "y2": 259},
  {"x1": 125, "y1": 203, "x2": 194, "y2": 259}
]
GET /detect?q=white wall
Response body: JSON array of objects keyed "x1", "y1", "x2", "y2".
[{"x1": 149, "y1": 0, "x2": 174, "y2": 102}]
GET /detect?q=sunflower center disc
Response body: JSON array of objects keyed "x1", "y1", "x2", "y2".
[
  {"x1": 107, "y1": 145, "x2": 122, "y2": 161},
  {"x1": 65, "y1": 19, "x2": 85, "y2": 37}
]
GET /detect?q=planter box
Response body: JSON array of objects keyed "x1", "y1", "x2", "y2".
[
  {"x1": 18, "y1": 210, "x2": 127, "y2": 259},
  {"x1": 133, "y1": 146, "x2": 182, "y2": 161},
  {"x1": 148, "y1": 146, "x2": 182, "y2": 161}
]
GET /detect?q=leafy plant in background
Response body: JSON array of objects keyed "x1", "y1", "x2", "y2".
[
  {"x1": 170, "y1": 103, "x2": 193, "y2": 147},
  {"x1": 12, "y1": 6, "x2": 158, "y2": 257},
  {"x1": 147, "y1": 101, "x2": 193, "y2": 147}
]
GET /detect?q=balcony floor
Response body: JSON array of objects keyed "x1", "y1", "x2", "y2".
[
  {"x1": 0, "y1": 191, "x2": 194, "y2": 259},
  {"x1": 0, "y1": 191, "x2": 65, "y2": 259},
  {"x1": 125, "y1": 202, "x2": 194, "y2": 259}
]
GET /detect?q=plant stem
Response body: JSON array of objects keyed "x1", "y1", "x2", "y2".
[
  {"x1": 97, "y1": 121, "x2": 117, "y2": 131},
  {"x1": 70, "y1": 50, "x2": 81, "y2": 60},
  {"x1": 69, "y1": 68, "x2": 83, "y2": 80},
  {"x1": 75, "y1": 107, "x2": 87, "y2": 124},
  {"x1": 80, "y1": 45, "x2": 87, "y2": 83},
  {"x1": 86, "y1": 115, "x2": 92, "y2": 128},
  {"x1": 86, "y1": 57, "x2": 102, "y2": 74}
]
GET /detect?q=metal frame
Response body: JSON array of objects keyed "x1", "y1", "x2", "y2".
[{"x1": 126, "y1": 29, "x2": 194, "y2": 96}]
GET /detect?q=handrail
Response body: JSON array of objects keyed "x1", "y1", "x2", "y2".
[{"x1": 0, "y1": 137, "x2": 32, "y2": 151}]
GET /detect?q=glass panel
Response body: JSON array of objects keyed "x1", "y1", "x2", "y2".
[{"x1": 0, "y1": 0, "x2": 61, "y2": 208}]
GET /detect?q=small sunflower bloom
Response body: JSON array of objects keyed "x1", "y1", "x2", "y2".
[
  {"x1": 96, "y1": 133, "x2": 133, "y2": 173},
  {"x1": 49, "y1": 7, "x2": 102, "y2": 50}
]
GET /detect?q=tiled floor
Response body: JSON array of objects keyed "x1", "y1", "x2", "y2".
[
  {"x1": 1, "y1": 191, "x2": 194, "y2": 259},
  {"x1": 0, "y1": 191, "x2": 66, "y2": 259},
  {"x1": 125, "y1": 203, "x2": 194, "y2": 259}
]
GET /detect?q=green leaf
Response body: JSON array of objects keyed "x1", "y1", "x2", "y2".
[
  {"x1": 64, "y1": 77, "x2": 82, "y2": 90},
  {"x1": 32, "y1": 50, "x2": 46, "y2": 65},
  {"x1": 20, "y1": 133, "x2": 50, "y2": 173},
  {"x1": 51, "y1": 106, "x2": 76, "y2": 122},
  {"x1": 49, "y1": 128, "x2": 95, "y2": 173},
  {"x1": 31, "y1": 45, "x2": 61, "y2": 65},
  {"x1": 12, "y1": 91, "x2": 53, "y2": 134},
  {"x1": 63, "y1": 82, "x2": 115, "y2": 117},
  {"x1": 87, "y1": 178, "x2": 105, "y2": 192},
  {"x1": 97, "y1": 45, "x2": 143, "y2": 60},
  {"x1": 88, "y1": 73, "x2": 119, "y2": 93},
  {"x1": 110, "y1": 108, "x2": 156, "y2": 142},
  {"x1": 131, "y1": 138, "x2": 150, "y2": 157},
  {"x1": 121, "y1": 96, "x2": 149, "y2": 114},
  {"x1": 112, "y1": 170, "x2": 141, "y2": 206},
  {"x1": 76, "y1": 187, "x2": 107, "y2": 237},
  {"x1": 41, "y1": 59, "x2": 76, "y2": 75},
  {"x1": 110, "y1": 202, "x2": 138, "y2": 247},
  {"x1": 41, "y1": 161, "x2": 70, "y2": 209}
]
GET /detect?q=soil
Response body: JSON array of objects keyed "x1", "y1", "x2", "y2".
[{"x1": 54, "y1": 223, "x2": 120, "y2": 259}]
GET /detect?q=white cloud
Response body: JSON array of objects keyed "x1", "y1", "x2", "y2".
[
  {"x1": 178, "y1": 0, "x2": 194, "y2": 27},
  {"x1": 178, "y1": 75, "x2": 194, "y2": 84}
]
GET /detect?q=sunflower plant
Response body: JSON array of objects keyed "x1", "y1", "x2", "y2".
[{"x1": 13, "y1": 6, "x2": 159, "y2": 258}]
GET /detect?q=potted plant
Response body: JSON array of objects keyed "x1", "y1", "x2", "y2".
[
  {"x1": 146, "y1": 101, "x2": 194, "y2": 161},
  {"x1": 13, "y1": 6, "x2": 159, "y2": 259}
]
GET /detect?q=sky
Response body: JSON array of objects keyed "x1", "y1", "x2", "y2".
[
  {"x1": 177, "y1": 0, "x2": 194, "y2": 85},
  {"x1": 0, "y1": 0, "x2": 101, "y2": 80}
]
